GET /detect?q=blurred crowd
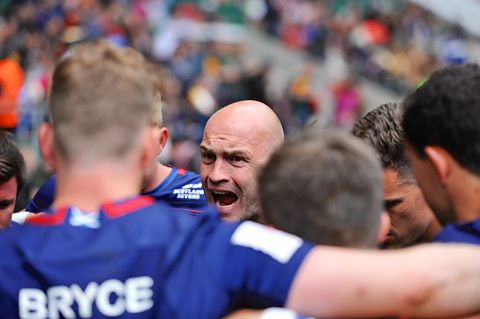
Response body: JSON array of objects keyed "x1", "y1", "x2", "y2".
[
  {"x1": 262, "y1": 0, "x2": 469, "y2": 93},
  {"x1": 0, "y1": 0, "x2": 473, "y2": 198},
  {"x1": 1, "y1": 0, "x2": 274, "y2": 174}
]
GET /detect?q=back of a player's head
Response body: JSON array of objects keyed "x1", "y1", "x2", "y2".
[
  {"x1": 0, "y1": 132, "x2": 26, "y2": 195},
  {"x1": 49, "y1": 39, "x2": 155, "y2": 164},
  {"x1": 259, "y1": 128, "x2": 383, "y2": 248},
  {"x1": 352, "y1": 102, "x2": 413, "y2": 182},
  {"x1": 403, "y1": 63, "x2": 480, "y2": 175}
]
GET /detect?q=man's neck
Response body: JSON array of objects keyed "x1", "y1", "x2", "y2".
[
  {"x1": 416, "y1": 220, "x2": 442, "y2": 244},
  {"x1": 142, "y1": 163, "x2": 172, "y2": 192},
  {"x1": 449, "y1": 169, "x2": 480, "y2": 223},
  {"x1": 54, "y1": 162, "x2": 143, "y2": 212}
]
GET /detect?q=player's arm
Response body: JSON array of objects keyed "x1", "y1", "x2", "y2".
[
  {"x1": 223, "y1": 310, "x2": 261, "y2": 319},
  {"x1": 25, "y1": 175, "x2": 56, "y2": 213},
  {"x1": 225, "y1": 308, "x2": 310, "y2": 319},
  {"x1": 286, "y1": 244, "x2": 480, "y2": 318}
]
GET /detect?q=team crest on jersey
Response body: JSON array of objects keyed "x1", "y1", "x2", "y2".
[
  {"x1": 69, "y1": 208, "x2": 101, "y2": 229},
  {"x1": 172, "y1": 183, "x2": 204, "y2": 200}
]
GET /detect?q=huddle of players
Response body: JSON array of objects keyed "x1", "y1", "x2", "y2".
[{"x1": 0, "y1": 39, "x2": 480, "y2": 318}]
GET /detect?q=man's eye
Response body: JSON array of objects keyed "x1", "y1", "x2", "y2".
[
  {"x1": 230, "y1": 156, "x2": 244, "y2": 163},
  {"x1": 0, "y1": 201, "x2": 13, "y2": 209},
  {"x1": 201, "y1": 152, "x2": 215, "y2": 162}
]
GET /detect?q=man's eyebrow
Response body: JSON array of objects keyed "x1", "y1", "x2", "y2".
[
  {"x1": 199, "y1": 145, "x2": 248, "y2": 156},
  {"x1": 199, "y1": 145, "x2": 213, "y2": 152},
  {"x1": 224, "y1": 149, "x2": 248, "y2": 156}
]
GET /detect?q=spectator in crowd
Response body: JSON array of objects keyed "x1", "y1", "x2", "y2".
[
  {"x1": 0, "y1": 55, "x2": 24, "y2": 135},
  {"x1": 200, "y1": 100, "x2": 284, "y2": 222},
  {"x1": 403, "y1": 63, "x2": 480, "y2": 244},
  {"x1": 2, "y1": 39, "x2": 480, "y2": 319},
  {"x1": 352, "y1": 102, "x2": 442, "y2": 248},
  {"x1": 259, "y1": 128, "x2": 389, "y2": 248},
  {"x1": 331, "y1": 75, "x2": 363, "y2": 130},
  {"x1": 0, "y1": 131, "x2": 26, "y2": 229}
]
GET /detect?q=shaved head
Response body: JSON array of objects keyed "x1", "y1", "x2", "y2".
[
  {"x1": 200, "y1": 100, "x2": 284, "y2": 221},
  {"x1": 207, "y1": 100, "x2": 284, "y2": 153}
]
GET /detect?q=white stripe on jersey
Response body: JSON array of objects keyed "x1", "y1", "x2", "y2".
[{"x1": 231, "y1": 221, "x2": 303, "y2": 264}]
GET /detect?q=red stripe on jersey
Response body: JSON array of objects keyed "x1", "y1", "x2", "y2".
[
  {"x1": 102, "y1": 196, "x2": 154, "y2": 219},
  {"x1": 177, "y1": 168, "x2": 186, "y2": 176},
  {"x1": 26, "y1": 208, "x2": 68, "y2": 226},
  {"x1": 173, "y1": 207, "x2": 204, "y2": 213},
  {"x1": 173, "y1": 207, "x2": 205, "y2": 217}
]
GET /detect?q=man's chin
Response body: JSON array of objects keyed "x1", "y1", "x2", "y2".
[
  {"x1": 219, "y1": 212, "x2": 239, "y2": 222},
  {"x1": 215, "y1": 201, "x2": 241, "y2": 222}
]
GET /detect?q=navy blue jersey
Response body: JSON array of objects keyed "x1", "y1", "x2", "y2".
[
  {"x1": 434, "y1": 219, "x2": 480, "y2": 245},
  {"x1": 26, "y1": 168, "x2": 208, "y2": 214},
  {"x1": 142, "y1": 167, "x2": 208, "y2": 214},
  {"x1": 0, "y1": 196, "x2": 313, "y2": 318}
]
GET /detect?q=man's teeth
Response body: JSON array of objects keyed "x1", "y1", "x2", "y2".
[
  {"x1": 216, "y1": 199, "x2": 235, "y2": 207},
  {"x1": 211, "y1": 190, "x2": 237, "y2": 207}
]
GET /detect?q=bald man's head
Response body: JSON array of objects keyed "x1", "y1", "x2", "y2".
[{"x1": 200, "y1": 100, "x2": 284, "y2": 221}]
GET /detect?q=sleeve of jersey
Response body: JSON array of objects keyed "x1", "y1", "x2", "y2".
[
  {"x1": 203, "y1": 221, "x2": 314, "y2": 306},
  {"x1": 25, "y1": 175, "x2": 56, "y2": 213}
]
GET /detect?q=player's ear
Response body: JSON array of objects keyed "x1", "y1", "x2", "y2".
[
  {"x1": 377, "y1": 212, "x2": 391, "y2": 245},
  {"x1": 157, "y1": 127, "x2": 169, "y2": 155},
  {"x1": 38, "y1": 122, "x2": 56, "y2": 169},
  {"x1": 424, "y1": 146, "x2": 450, "y2": 185}
]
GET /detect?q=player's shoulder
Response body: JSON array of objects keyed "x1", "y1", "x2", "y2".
[
  {"x1": 164, "y1": 167, "x2": 207, "y2": 210},
  {"x1": 171, "y1": 167, "x2": 202, "y2": 186},
  {"x1": 435, "y1": 219, "x2": 480, "y2": 244}
]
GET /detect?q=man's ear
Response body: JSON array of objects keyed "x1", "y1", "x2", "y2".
[
  {"x1": 424, "y1": 146, "x2": 450, "y2": 184},
  {"x1": 38, "y1": 122, "x2": 56, "y2": 170},
  {"x1": 157, "y1": 127, "x2": 169, "y2": 155}
]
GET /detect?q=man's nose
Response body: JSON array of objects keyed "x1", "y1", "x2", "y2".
[{"x1": 208, "y1": 159, "x2": 230, "y2": 184}]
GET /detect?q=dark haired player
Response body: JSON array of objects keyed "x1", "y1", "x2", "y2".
[
  {"x1": 403, "y1": 63, "x2": 480, "y2": 244},
  {"x1": 352, "y1": 102, "x2": 441, "y2": 248}
]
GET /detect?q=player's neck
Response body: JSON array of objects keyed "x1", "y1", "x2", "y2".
[
  {"x1": 417, "y1": 220, "x2": 442, "y2": 245},
  {"x1": 142, "y1": 163, "x2": 172, "y2": 192},
  {"x1": 53, "y1": 162, "x2": 143, "y2": 212},
  {"x1": 449, "y1": 169, "x2": 480, "y2": 222}
]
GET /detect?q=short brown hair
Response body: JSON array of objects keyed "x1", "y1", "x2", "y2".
[
  {"x1": 259, "y1": 128, "x2": 383, "y2": 248},
  {"x1": 352, "y1": 102, "x2": 413, "y2": 182},
  {"x1": 50, "y1": 40, "x2": 155, "y2": 164}
]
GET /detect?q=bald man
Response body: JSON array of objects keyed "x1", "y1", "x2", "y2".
[{"x1": 200, "y1": 100, "x2": 284, "y2": 222}]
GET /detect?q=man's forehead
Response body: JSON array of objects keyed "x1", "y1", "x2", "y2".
[
  {"x1": 0, "y1": 177, "x2": 17, "y2": 197},
  {"x1": 205, "y1": 108, "x2": 270, "y2": 137},
  {"x1": 200, "y1": 134, "x2": 259, "y2": 154}
]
